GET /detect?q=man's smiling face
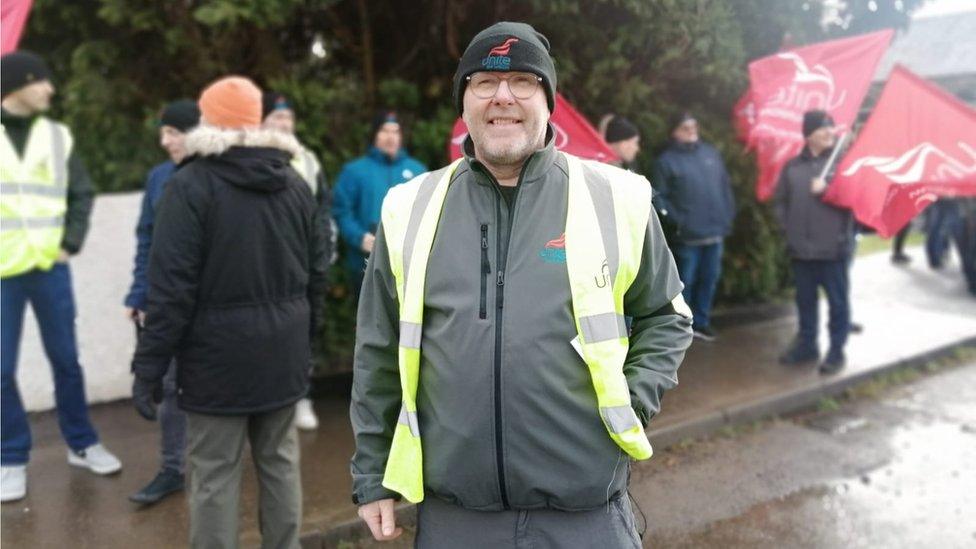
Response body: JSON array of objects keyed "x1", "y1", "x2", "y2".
[{"x1": 462, "y1": 71, "x2": 549, "y2": 167}]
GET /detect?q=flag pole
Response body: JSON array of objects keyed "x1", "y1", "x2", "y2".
[{"x1": 818, "y1": 131, "x2": 849, "y2": 180}]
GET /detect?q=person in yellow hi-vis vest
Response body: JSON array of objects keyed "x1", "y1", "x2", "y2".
[
  {"x1": 1, "y1": 50, "x2": 122, "y2": 504},
  {"x1": 261, "y1": 91, "x2": 337, "y2": 434},
  {"x1": 350, "y1": 23, "x2": 693, "y2": 547}
]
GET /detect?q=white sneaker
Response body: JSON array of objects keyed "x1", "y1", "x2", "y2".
[
  {"x1": 295, "y1": 398, "x2": 319, "y2": 431},
  {"x1": 1, "y1": 465, "x2": 27, "y2": 503},
  {"x1": 68, "y1": 443, "x2": 122, "y2": 475}
]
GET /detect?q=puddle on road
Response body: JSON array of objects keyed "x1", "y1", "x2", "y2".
[{"x1": 650, "y1": 418, "x2": 976, "y2": 548}]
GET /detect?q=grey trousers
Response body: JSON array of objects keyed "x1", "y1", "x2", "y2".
[
  {"x1": 186, "y1": 405, "x2": 301, "y2": 549},
  {"x1": 415, "y1": 496, "x2": 642, "y2": 549},
  {"x1": 159, "y1": 361, "x2": 186, "y2": 473}
]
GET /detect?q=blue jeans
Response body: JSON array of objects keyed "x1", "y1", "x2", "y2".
[
  {"x1": 791, "y1": 259, "x2": 850, "y2": 354},
  {"x1": 925, "y1": 200, "x2": 962, "y2": 268},
  {"x1": 675, "y1": 242, "x2": 723, "y2": 329},
  {"x1": 159, "y1": 361, "x2": 186, "y2": 473},
  {"x1": 1, "y1": 264, "x2": 99, "y2": 465}
]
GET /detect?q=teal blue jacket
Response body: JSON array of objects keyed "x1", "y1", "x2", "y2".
[{"x1": 332, "y1": 147, "x2": 426, "y2": 273}]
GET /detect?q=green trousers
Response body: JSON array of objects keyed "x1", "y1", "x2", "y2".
[{"x1": 186, "y1": 404, "x2": 301, "y2": 549}]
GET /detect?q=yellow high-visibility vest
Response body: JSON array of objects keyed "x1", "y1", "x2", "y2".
[
  {"x1": 380, "y1": 153, "x2": 656, "y2": 503},
  {"x1": 0, "y1": 116, "x2": 72, "y2": 278},
  {"x1": 291, "y1": 146, "x2": 320, "y2": 193}
]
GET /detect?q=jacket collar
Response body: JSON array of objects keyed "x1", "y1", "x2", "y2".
[
  {"x1": 462, "y1": 122, "x2": 558, "y2": 186},
  {"x1": 367, "y1": 146, "x2": 406, "y2": 164},
  {"x1": 669, "y1": 139, "x2": 699, "y2": 152},
  {"x1": 800, "y1": 145, "x2": 832, "y2": 161},
  {"x1": 183, "y1": 125, "x2": 302, "y2": 158}
]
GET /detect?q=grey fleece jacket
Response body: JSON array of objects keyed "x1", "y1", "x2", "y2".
[
  {"x1": 350, "y1": 130, "x2": 693, "y2": 512},
  {"x1": 773, "y1": 146, "x2": 854, "y2": 261}
]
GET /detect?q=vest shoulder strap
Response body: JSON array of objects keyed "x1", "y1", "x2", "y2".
[{"x1": 570, "y1": 154, "x2": 653, "y2": 292}]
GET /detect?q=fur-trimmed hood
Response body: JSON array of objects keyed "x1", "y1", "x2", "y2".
[
  {"x1": 181, "y1": 125, "x2": 304, "y2": 194},
  {"x1": 184, "y1": 124, "x2": 303, "y2": 158}
]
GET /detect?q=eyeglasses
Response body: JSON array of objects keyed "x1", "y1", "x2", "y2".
[{"x1": 466, "y1": 72, "x2": 543, "y2": 100}]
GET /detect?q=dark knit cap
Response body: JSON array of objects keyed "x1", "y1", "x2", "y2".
[
  {"x1": 604, "y1": 115, "x2": 639, "y2": 144},
  {"x1": 669, "y1": 111, "x2": 696, "y2": 132},
  {"x1": 453, "y1": 22, "x2": 556, "y2": 114},
  {"x1": 159, "y1": 99, "x2": 200, "y2": 133},
  {"x1": 370, "y1": 110, "x2": 399, "y2": 145},
  {"x1": 802, "y1": 109, "x2": 834, "y2": 137},
  {"x1": 1, "y1": 50, "x2": 53, "y2": 99},
  {"x1": 262, "y1": 91, "x2": 291, "y2": 120}
]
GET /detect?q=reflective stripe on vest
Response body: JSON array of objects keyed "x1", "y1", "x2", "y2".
[
  {"x1": 379, "y1": 153, "x2": 654, "y2": 503},
  {"x1": 0, "y1": 117, "x2": 71, "y2": 278}
]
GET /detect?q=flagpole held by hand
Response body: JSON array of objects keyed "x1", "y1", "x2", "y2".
[
  {"x1": 812, "y1": 132, "x2": 849, "y2": 194},
  {"x1": 819, "y1": 131, "x2": 849, "y2": 181}
]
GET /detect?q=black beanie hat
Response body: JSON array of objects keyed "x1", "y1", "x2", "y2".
[
  {"x1": 669, "y1": 111, "x2": 696, "y2": 132},
  {"x1": 453, "y1": 21, "x2": 556, "y2": 114},
  {"x1": 159, "y1": 99, "x2": 200, "y2": 133},
  {"x1": 802, "y1": 109, "x2": 834, "y2": 137},
  {"x1": 370, "y1": 110, "x2": 399, "y2": 145},
  {"x1": 604, "y1": 116, "x2": 639, "y2": 144},
  {"x1": 1, "y1": 50, "x2": 53, "y2": 99},
  {"x1": 262, "y1": 91, "x2": 291, "y2": 120}
]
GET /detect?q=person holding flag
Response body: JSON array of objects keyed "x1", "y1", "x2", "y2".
[{"x1": 774, "y1": 110, "x2": 853, "y2": 375}]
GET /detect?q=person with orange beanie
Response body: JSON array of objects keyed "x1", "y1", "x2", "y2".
[{"x1": 131, "y1": 75, "x2": 328, "y2": 548}]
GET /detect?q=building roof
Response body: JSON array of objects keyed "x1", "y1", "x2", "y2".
[{"x1": 873, "y1": 11, "x2": 976, "y2": 81}]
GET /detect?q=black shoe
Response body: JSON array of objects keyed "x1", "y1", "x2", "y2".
[
  {"x1": 129, "y1": 469, "x2": 184, "y2": 505},
  {"x1": 849, "y1": 322, "x2": 863, "y2": 334},
  {"x1": 693, "y1": 326, "x2": 717, "y2": 342},
  {"x1": 891, "y1": 253, "x2": 912, "y2": 265},
  {"x1": 818, "y1": 350, "x2": 846, "y2": 375},
  {"x1": 779, "y1": 345, "x2": 819, "y2": 366}
]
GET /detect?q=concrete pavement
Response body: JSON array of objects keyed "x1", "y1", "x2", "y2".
[{"x1": 2, "y1": 244, "x2": 974, "y2": 548}]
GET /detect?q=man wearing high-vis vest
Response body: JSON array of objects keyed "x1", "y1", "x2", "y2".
[
  {"x1": 1, "y1": 50, "x2": 122, "y2": 503},
  {"x1": 261, "y1": 91, "x2": 337, "y2": 432},
  {"x1": 350, "y1": 23, "x2": 693, "y2": 547}
]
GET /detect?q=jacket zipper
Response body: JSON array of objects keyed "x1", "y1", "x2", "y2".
[
  {"x1": 487, "y1": 160, "x2": 530, "y2": 510},
  {"x1": 480, "y1": 223, "x2": 489, "y2": 320}
]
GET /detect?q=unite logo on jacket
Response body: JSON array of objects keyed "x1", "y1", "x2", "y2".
[{"x1": 539, "y1": 232, "x2": 566, "y2": 264}]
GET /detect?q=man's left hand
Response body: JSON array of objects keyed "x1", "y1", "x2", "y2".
[
  {"x1": 56, "y1": 249, "x2": 70, "y2": 263},
  {"x1": 132, "y1": 376, "x2": 163, "y2": 421},
  {"x1": 810, "y1": 177, "x2": 827, "y2": 195}
]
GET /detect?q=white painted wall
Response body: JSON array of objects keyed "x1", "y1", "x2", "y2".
[{"x1": 14, "y1": 192, "x2": 141, "y2": 411}]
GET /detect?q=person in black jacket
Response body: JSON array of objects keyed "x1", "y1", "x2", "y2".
[
  {"x1": 130, "y1": 76, "x2": 328, "y2": 548},
  {"x1": 652, "y1": 112, "x2": 736, "y2": 341},
  {"x1": 774, "y1": 110, "x2": 853, "y2": 375}
]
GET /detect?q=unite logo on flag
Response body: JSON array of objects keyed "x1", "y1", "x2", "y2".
[
  {"x1": 745, "y1": 29, "x2": 893, "y2": 201},
  {"x1": 824, "y1": 65, "x2": 976, "y2": 237},
  {"x1": 842, "y1": 142, "x2": 976, "y2": 185},
  {"x1": 766, "y1": 52, "x2": 847, "y2": 117}
]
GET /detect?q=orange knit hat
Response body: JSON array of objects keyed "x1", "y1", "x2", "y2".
[{"x1": 198, "y1": 76, "x2": 262, "y2": 129}]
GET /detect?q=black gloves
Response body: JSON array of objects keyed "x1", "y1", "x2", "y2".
[{"x1": 132, "y1": 376, "x2": 163, "y2": 421}]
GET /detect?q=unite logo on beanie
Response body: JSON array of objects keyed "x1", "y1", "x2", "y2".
[{"x1": 482, "y1": 37, "x2": 519, "y2": 70}]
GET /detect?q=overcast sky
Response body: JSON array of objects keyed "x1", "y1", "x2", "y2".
[{"x1": 913, "y1": 0, "x2": 976, "y2": 18}]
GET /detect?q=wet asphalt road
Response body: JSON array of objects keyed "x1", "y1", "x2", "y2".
[{"x1": 633, "y1": 358, "x2": 976, "y2": 548}]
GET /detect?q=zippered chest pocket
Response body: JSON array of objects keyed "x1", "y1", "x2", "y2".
[{"x1": 480, "y1": 223, "x2": 490, "y2": 319}]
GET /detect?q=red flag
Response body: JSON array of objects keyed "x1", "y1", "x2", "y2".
[
  {"x1": 1, "y1": 0, "x2": 33, "y2": 54},
  {"x1": 824, "y1": 66, "x2": 976, "y2": 237},
  {"x1": 732, "y1": 89, "x2": 755, "y2": 145},
  {"x1": 747, "y1": 29, "x2": 893, "y2": 201},
  {"x1": 448, "y1": 92, "x2": 618, "y2": 163}
]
